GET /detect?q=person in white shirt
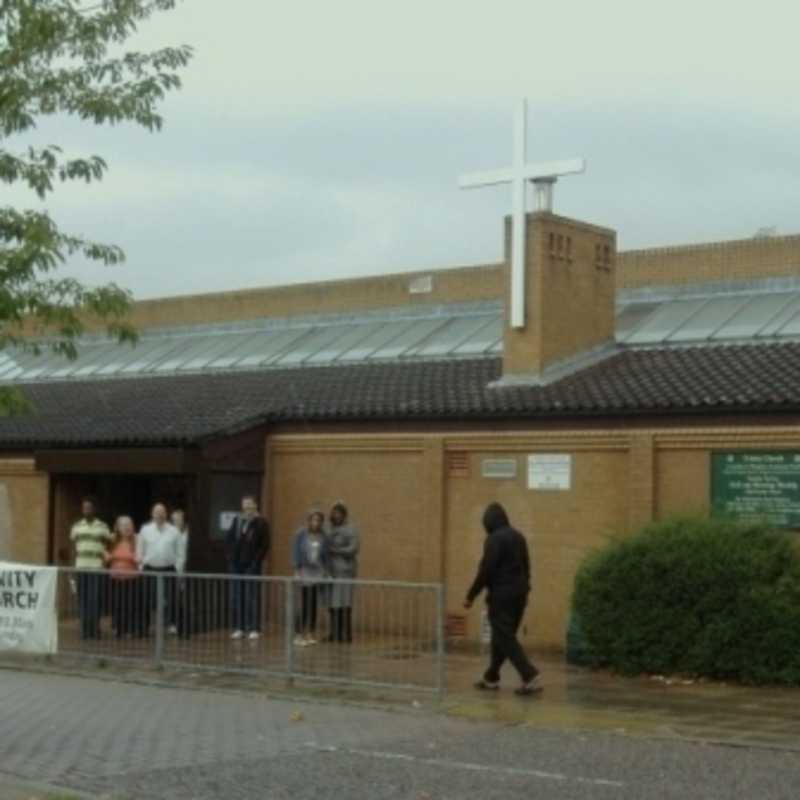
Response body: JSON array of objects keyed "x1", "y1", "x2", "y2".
[
  {"x1": 171, "y1": 510, "x2": 189, "y2": 575},
  {"x1": 137, "y1": 503, "x2": 181, "y2": 636},
  {"x1": 171, "y1": 509, "x2": 191, "y2": 638}
]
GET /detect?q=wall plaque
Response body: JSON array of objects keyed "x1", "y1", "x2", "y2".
[
  {"x1": 481, "y1": 458, "x2": 518, "y2": 479},
  {"x1": 528, "y1": 453, "x2": 572, "y2": 490},
  {"x1": 711, "y1": 452, "x2": 800, "y2": 528}
]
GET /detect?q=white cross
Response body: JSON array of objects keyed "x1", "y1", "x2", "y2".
[{"x1": 459, "y1": 100, "x2": 586, "y2": 329}]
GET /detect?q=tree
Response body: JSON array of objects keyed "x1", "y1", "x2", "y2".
[{"x1": 0, "y1": 0, "x2": 192, "y2": 410}]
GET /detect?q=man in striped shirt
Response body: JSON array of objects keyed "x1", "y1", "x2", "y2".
[{"x1": 70, "y1": 498, "x2": 112, "y2": 640}]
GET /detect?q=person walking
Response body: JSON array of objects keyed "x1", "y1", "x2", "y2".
[
  {"x1": 70, "y1": 498, "x2": 111, "y2": 640},
  {"x1": 136, "y1": 503, "x2": 181, "y2": 636},
  {"x1": 326, "y1": 502, "x2": 359, "y2": 643},
  {"x1": 105, "y1": 516, "x2": 140, "y2": 637},
  {"x1": 224, "y1": 495, "x2": 270, "y2": 640},
  {"x1": 463, "y1": 502, "x2": 541, "y2": 695},
  {"x1": 291, "y1": 507, "x2": 329, "y2": 647}
]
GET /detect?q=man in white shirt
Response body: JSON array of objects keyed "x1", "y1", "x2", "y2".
[{"x1": 137, "y1": 502, "x2": 181, "y2": 636}]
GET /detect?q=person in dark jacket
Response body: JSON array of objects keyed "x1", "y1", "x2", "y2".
[
  {"x1": 225, "y1": 495, "x2": 270, "y2": 640},
  {"x1": 464, "y1": 502, "x2": 541, "y2": 695}
]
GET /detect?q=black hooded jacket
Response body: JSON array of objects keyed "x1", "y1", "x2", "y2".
[{"x1": 466, "y1": 503, "x2": 531, "y2": 603}]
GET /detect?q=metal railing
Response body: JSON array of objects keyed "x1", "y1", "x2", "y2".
[{"x1": 57, "y1": 568, "x2": 446, "y2": 696}]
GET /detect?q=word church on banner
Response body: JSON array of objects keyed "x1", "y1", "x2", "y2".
[{"x1": 0, "y1": 562, "x2": 58, "y2": 654}]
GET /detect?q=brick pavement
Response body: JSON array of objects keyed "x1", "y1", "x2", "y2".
[
  {"x1": 0, "y1": 668, "x2": 469, "y2": 797},
  {"x1": 3, "y1": 668, "x2": 800, "y2": 799}
]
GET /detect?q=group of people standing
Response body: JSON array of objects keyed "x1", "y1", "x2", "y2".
[
  {"x1": 71, "y1": 494, "x2": 360, "y2": 647},
  {"x1": 69, "y1": 498, "x2": 189, "y2": 640},
  {"x1": 71, "y1": 491, "x2": 540, "y2": 695},
  {"x1": 290, "y1": 502, "x2": 360, "y2": 646}
]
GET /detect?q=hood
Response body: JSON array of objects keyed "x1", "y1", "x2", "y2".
[{"x1": 482, "y1": 502, "x2": 510, "y2": 534}]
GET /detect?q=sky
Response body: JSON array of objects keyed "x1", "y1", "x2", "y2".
[{"x1": 15, "y1": 0, "x2": 800, "y2": 300}]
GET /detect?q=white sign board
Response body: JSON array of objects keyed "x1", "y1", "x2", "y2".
[
  {"x1": 528, "y1": 454, "x2": 572, "y2": 491},
  {"x1": 0, "y1": 562, "x2": 58, "y2": 654}
]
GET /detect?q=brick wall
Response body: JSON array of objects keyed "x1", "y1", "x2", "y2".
[
  {"x1": 263, "y1": 424, "x2": 800, "y2": 651},
  {"x1": 97, "y1": 262, "x2": 504, "y2": 333},
  {"x1": 105, "y1": 230, "x2": 800, "y2": 336},
  {"x1": 266, "y1": 436, "x2": 442, "y2": 584},
  {"x1": 617, "y1": 234, "x2": 800, "y2": 289},
  {"x1": 0, "y1": 460, "x2": 49, "y2": 563},
  {"x1": 502, "y1": 213, "x2": 616, "y2": 376}
]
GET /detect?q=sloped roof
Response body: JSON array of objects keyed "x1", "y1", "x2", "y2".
[
  {"x1": 2, "y1": 278, "x2": 800, "y2": 386},
  {"x1": 1, "y1": 343, "x2": 799, "y2": 449}
]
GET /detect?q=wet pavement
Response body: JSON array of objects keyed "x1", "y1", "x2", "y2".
[
  {"x1": 4, "y1": 643, "x2": 800, "y2": 753},
  {"x1": 2, "y1": 666, "x2": 800, "y2": 799},
  {"x1": 444, "y1": 649, "x2": 800, "y2": 750}
]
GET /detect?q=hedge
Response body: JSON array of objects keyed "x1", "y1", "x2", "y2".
[{"x1": 571, "y1": 516, "x2": 800, "y2": 685}]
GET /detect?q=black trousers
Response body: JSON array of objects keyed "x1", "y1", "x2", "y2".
[
  {"x1": 77, "y1": 572, "x2": 101, "y2": 640},
  {"x1": 299, "y1": 585, "x2": 319, "y2": 634},
  {"x1": 176, "y1": 578, "x2": 192, "y2": 639},
  {"x1": 328, "y1": 608, "x2": 353, "y2": 642},
  {"x1": 484, "y1": 592, "x2": 538, "y2": 684},
  {"x1": 111, "y1": 578, "x2": 142, "y2": 636}
]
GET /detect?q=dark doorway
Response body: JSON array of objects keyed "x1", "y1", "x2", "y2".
[{"x1": 52, "y1": 474, "x2": 196, "y2": 566}]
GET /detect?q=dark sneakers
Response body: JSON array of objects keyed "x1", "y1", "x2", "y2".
[{"x1": 474, "y1": 679, "x2": 500, "y2": 691}]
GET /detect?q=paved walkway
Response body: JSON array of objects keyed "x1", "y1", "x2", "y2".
[
  {"x1": 2, "y1": 668, "x2": 800, "y2": 799},
  {"x1": 445, "y1": 650, "x2": 800, "y2": 750},
  {"x1": 5, "y1": 642, "x2": 800, "y2": 753}
]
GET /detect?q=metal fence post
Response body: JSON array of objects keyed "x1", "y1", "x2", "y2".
[
  {"x1": 154, "y1": 573, "x2": 165, "y2": 668},
  {"x1": 284, "y1": 578, "x2": 295, "y2": 683},
  {"x1": 435, "y1": 583, "x2": 446, "y2": 701}
]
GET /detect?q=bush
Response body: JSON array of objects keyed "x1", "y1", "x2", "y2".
[{"x1": 572, "y1": 516, "x2": 800, "y2": 685}]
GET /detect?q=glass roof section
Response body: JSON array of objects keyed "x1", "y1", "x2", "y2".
[
  {"x1": 16, "y1": 348, "x2": 72, "y2": 380},
  {"x1": 275, "y1": 325, "x2": 355, "y2": 366},
  {"x1": 336, "y1": 319, "x2": 417, "y2": 362},
  {"x1": 623, "y1": 298, "x2": 709, "y2": 345},
  {"x1": 615, "y1": 303, "x2": 659, "y2": 342},
  {"x1": 5, "y1": 289, "x2": 800, "y2": 384},
  {"x1": 715, "y1": 293, "x2": 798, "y2": 340},
  {"x1": 774, "y1": 307, "x2": 800, "y2": 337},
  {"x1": 305, "y1": 322, "x2": 387, "y2": 365},
  {"x1": 452, "y1": 316, "x2": 503, "y2": 355},
  {"x1": 368, "y1": 318, "x2": 448, "y2": 360},
  {"x1": 667, "y1": 296, "x2": 750, "y2": 342},
  {"x1": 177, "y1": 333, "x2": 252, "y2": 371},
  {"x1": 119, "y1": 337, "x2": 188, "y2": 374},
  {"x1": 758, "y1": 294, "x2": 800, "y2": 337},
  {"x1": 220, "y1": 329, "x2": 312, "y2": 368},
  {"x1": 407, "y1": 316, "x2": 495, "y2": 358}
]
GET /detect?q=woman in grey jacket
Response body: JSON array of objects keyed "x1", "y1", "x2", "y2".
[
  {"x1": 326, "y1": 502, "x2": 359, "y2": 643},
  {"x1": 291, "y1": 508, "x2": 329, "y2": 646}
]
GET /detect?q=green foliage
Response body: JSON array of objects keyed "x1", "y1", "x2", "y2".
[
  {"x1": 572, "y1": 516, "x2": 800, "y2": 685},
  {"x1": 0, "y1": 0, "x2": 192, "y2": 410}
]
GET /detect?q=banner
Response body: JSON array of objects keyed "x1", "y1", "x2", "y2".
[{"x1": 0, "y1": 561, "x2": 58, "y2": 654}]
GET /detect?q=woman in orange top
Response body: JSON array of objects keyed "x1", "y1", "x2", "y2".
[{"x1": 105, "y1": 516, "x2": 140, "y2": 637}]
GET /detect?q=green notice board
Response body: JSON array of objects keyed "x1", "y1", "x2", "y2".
[{"x1": 711, "y1": 452, "x2": 800, "y2": 528}]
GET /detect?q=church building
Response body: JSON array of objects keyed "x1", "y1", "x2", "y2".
[{"x1": 1, "y1": 108, "x2": 799, "y2": 648}]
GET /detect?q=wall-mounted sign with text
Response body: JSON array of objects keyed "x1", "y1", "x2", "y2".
[
  {"x1": 711, "y1": 452, "x2": 800, "y2": 529},
  {"x1": 481, "y1": 458, "x2": 518, "y2": 480},
  {"x1": 527, "y1": 454, "x2": 572, "y2": 491}
]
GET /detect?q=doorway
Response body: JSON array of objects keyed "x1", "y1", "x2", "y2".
[{"x1": 52, "y1": 474, "x2": 196, "y2": 566}]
